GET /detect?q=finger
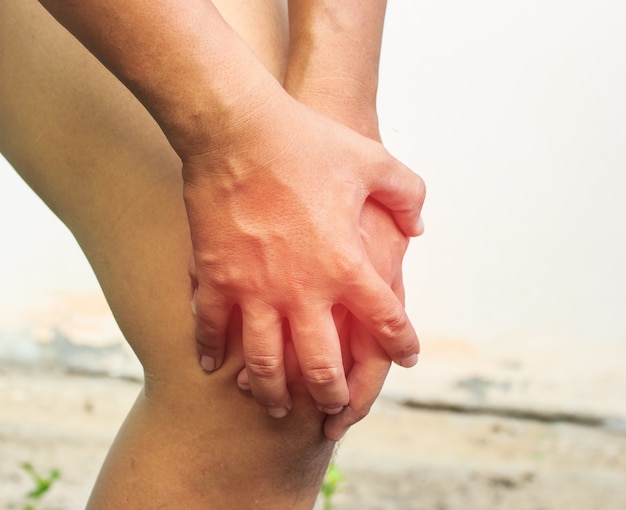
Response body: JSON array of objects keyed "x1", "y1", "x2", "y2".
[
  {"x1": 188, "y1": 254, "x2": 199, "y2": 291},
  {"x1": 366, "y1": 156, "x2": 426, "y2": 238},
  {"x1": 343, "y1": 264, "x2": 420, "y2": 368},
  {"x1": 324, "y1": 323, "x2": 391, "y2": 441},
  {"x1": 193, "y1": 286, "x2": 232, "y2": 372},
  {"x1": 289, "y1": 306, "x2": 349, "y2": 414},
  {"x1": 392, "y1": 276, "x2": 406, "y2": 307},
  {"x1": 238, "y1": 324, "x2": 305, "y2": 390},
  {"x1": 416, "y1": 214, "x2": 425, "y2": 237},
  {"x1": 388, "y1": 256, "x2": 407, "y2": 305},
  {"x1": 242, "y1": 301, "x2": 292, "y2": 418},
  {"x1": 334, "y1": 304, "x2": 354, "y2": 374},
  {"x1": 236, "y1": 367, "x2": 250, "y2": 391}
]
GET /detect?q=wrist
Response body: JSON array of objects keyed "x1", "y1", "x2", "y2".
[
  {"x1": 285, "y1": 73, "x2": 381, "y2": 141},
  {"x1": 285, "y1": 0, "x2": 385, "y2": 140},
  {"x1": 170, "y1": 70, "x2": 286, "y2": 159}
]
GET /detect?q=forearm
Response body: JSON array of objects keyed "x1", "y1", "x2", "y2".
[
  {"x1": 285, "y1": 0, "x2": 388, "y2": 139},
  {"x1": 38, "y1": 0, "x2": 283, "y2": 156}
]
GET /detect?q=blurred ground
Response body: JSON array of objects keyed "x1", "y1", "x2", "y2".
[{"x1": 1, "y1": 364, "x2": 625, "y2": 510}]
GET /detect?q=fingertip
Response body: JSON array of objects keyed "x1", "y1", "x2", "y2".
[
  {"x1": 192, "y1": 293, "x2": 230, "y2": 373},
  {"x1": 191, "y1": 289, "x2": 197, "y2": 316},
  {"x1": 237, "y1": 368, "x2": 251, "y2": 391},
  {"x1": 319, "y1": 405, "x2": 345, "y2": 416},
  {"x1": 395, "y1": 210, "x2": 423, "y2": 238},
  {"x1": 323, "y1": 412, "x2": 350, "y2": 442},
  {"x1": 266, "y1": 406, "x2": 290, "y2": 419},
  {"x1": 396, "y1": 353, "x2": 418, "y2": 368},
  {"x1": 200, "y1": 355, "x2": 216, "y2": 372}
]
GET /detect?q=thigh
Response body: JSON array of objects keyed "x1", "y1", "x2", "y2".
[
  {"x1": 0, "y1": 0, "x2": 192, "y2": 372},
  {"x1": 0, "y1": 0, "x2": 288, "y2": 374},
  {"x1": 0, "y1": 1, "x2": 332, "y2": 508}
]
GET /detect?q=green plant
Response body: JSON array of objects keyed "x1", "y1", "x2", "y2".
[
  {"x1": 5, "y1": 462, "x2": 61, "y2": 510},
  {"x1": 320, "y1": 462, "x2": 344, "y2": 510}
]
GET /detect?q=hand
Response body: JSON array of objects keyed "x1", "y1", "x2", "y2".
[
  {"x1": 237, "y1": 196, "x2": 411, "y2": 438},
  {"x1": 184, "y1": 91, "x2": 424, "y2": 417},
  {"x1": 284, "y1": 60, "x2": 425, "y2": 440},
  {"x1": 325, "y1": 197, "x2": 411, "y2": 440}
]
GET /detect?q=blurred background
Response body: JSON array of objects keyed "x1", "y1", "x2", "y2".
[
  {"x1": 379, "y1": 0, "x2": 626, "y2": 421},
  {"x1": 1, "y1": 1, "x2": 625, "y2": 508},
  {"x1": 2, "y1": 0, "x2": 624, "y2": 422}
]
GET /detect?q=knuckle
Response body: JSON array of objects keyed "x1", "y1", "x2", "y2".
[
  {"x1": 203, "y1": 267, "x2": 233, "y2": 292},
  {"x1": 254, "y1": 395, "x2": 285, "y2": 409},
  {"x1": 194, "y1": 254, "x2": 243, "y2": 292},
  {"x1": 195, "y1": 320, "x2": 222, "y2": 348},
  {"x1": 246, "y1": 354, "x2": 283, "y2": 381},
  {"x1": 192, "y1": 288, "x2": 223, "y2": 320},
  {"x1": 333, "y1": 251, "x2": 365, "y2": 283},
  {"x1": 302, "y1": 364, "x2": 343, "y2": 388},
  {"x1": 375, "y1": 308, "x2": 408, "y2": 341},
  {"x1": 196, "y1": 341, "x2": 220, "y2": 357}
]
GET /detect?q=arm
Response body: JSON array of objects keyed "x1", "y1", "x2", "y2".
[
  {"x1": 285, "y1": 0, "x2": 388, "y2": 141},
  {"x1": 37, "y1": 0, "x2": 280, "y2": 155},
  {"x1": 284, "y1": 0, "x2": 425, "y2": 439},
  {"x1": 38, "y1": 0, "x2": 424, "y2": 419}
]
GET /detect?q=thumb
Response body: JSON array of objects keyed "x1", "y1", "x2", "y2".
[{"x1": 365, "y1": 155, "x2": 426, "y2": 237}]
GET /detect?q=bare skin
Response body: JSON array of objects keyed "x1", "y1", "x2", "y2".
[
  {"x1": 1, "y1": 1, "x2": 331, "y2": 507},
  {"x1": 34, "y1": 0, "x2": 425, "y2": 420},
  {"x1": 0, "y1": 0, "x2": 423, "y2": 506},
  {"x1": 283, "y1": 0, "x2": 418, "y2": 438}
]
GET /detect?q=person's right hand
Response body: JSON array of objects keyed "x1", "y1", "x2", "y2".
[
  {"x1": 184, "y1": 90, "x2": 424, "y2": 418},
  {"x1": 282, "y1": 56, "x2": 425, "y2": 438},
  {"x1": 324, "y1": 196, "x2": 412, "y2": 440}
]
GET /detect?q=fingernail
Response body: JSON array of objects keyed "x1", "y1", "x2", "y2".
[
  {"x1": 200, "y1": 355, "x2": 216, "y2": 372},
  {"x1": 267, "y1": 407, "x2": 289, "y2": 419},
  {"x1": 237, "y1": 379, "x2": 251, "y2": 391},
  {"x1": 398, "y1": 353, "x2": 418, "y2": 368},
  {"x1": 191, "y1": 290, "x2": 197, "y2": 316},
  {"x1": 321, "y1": 406, "x2": 345, "y2": 415}
]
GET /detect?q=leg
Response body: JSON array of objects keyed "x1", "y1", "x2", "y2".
[{"x1": 0, "y1": 1, "x2": 333, "y2": 508}]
